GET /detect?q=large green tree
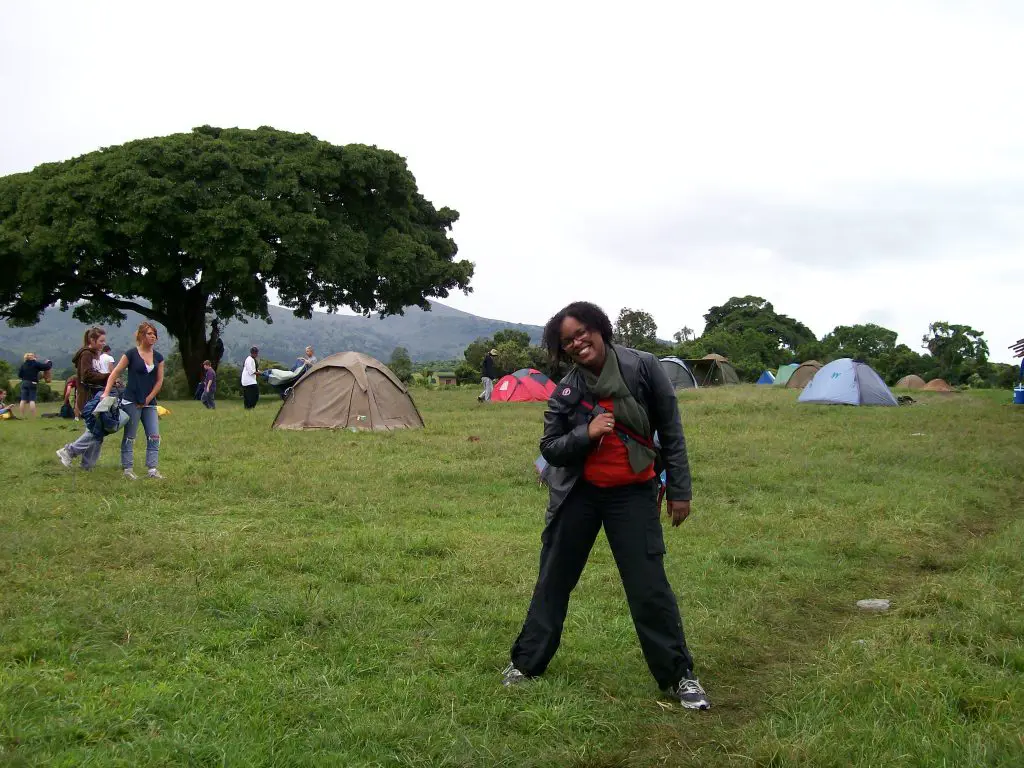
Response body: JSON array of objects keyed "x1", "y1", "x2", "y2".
[
  {"x1": 0, "y1": 126, "x2": 473, "y2": 389},
  {"x1": 614, "y1": 308, "x2": 658, "y2": 349},
  {"x1": 820, "y1": 323, "x2": 898, "y2": 362},
  {"x1": 922, "y1": 322, "x2": 989, "y2": 385},
  {"x1": 703, "y1": 296, "x2": 815, "y2": 353}
]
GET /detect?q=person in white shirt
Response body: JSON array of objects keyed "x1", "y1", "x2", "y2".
[
  {"x1": 97, "y1": 345, "x2": 116, "y2": 374},
  {"x1": 241, "y1": 346, "x2": 260, "y2": 409}
]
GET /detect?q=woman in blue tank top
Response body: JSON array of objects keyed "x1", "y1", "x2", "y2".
[{"x1": 101, "y1": 322, "x2": 165, "y2": 480}]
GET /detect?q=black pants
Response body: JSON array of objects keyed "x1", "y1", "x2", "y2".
[
  {"x1": 510, "y1": 479, "x2": 694, "y2": 690},
  {"x1": 242, "y1": 384, "x2": 259, "y2": 409}
]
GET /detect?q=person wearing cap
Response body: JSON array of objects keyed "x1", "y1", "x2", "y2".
[
  {"x1": 479, "y1": 348, "x2": 498, "y2": 402},
  {"x1": 241, "y1": 346, "x2": 261, "y2": 409}
]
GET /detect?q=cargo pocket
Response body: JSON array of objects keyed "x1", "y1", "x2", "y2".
[
  {"x1": 646, "y1": 518, "x2": 667, "y2": 555},
  {"x1": 645, "y1": 484, "x2": 666, "y2": 555}
]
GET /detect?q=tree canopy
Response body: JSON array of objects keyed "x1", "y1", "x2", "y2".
[
  {"x1": 388, "y1": 346, "x2": 413, "y2": 383},
  {"x1": 614, "y1": 308, "x2": 658, "y2": 350},
  {"x1": 703, "y1": 295, "x2": 816, "y2": 352},
  {"x1": 922, "y1": 322, "x2": 989, "y2": 384},
  {"x1": 0, "y1": 126, "x2": 473, "y2": 388}
]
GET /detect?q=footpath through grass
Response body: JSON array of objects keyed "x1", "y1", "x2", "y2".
[{"x1": 1, "y1": 387, "x2": 1022, "y2": 767}]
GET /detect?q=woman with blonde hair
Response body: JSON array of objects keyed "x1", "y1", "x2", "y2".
[{"x1": 101, "y1": 322, "x2": 165, "y2": 480}]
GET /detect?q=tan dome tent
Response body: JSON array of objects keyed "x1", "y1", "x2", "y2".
[
  {"x1": 272, "y1": 352, "x2": 424, "y2": 431},
  {"x1": 894, "y1": 374, "x2": 926, "y2": 389},
  {"x1": 786, "y1": 360, "x2": 822, "y2": 389},
  {"x1": 922, "y1": 378, "x2": 954, "y2": 392},
  {"x1": 702, "y1": 353, "x2": 729, "y2": 362}
]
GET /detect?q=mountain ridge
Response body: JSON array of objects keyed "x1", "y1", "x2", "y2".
[{"x1": 1, "y1": 302, "x2": 545, "y2": 369}]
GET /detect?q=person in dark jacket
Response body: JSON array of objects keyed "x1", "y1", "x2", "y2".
[
  {"x1": 72, "y1": 327, "x2": 110, "y2": 418},
  {"x1": 479, "y1": 348, "x2": 498, "y2": 402},
  {"x1": 56, "y1": 328, "x2": 112, "y2": 468},
  {"x1": 17, "y1": 352, "x2": 53, "y2": 418},
  {"x1": 200, "y1": 360, "x2": 217, "y2": 409},
  {"x1": 502, "y1": 301, "x2": 709, "y2": 711}
]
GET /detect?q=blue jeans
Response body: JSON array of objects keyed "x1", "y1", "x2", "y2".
[
  {"x1": 121, "y1": 403, "x2": 160, "y2": 470},
  {"x1": 65, "y1": 430, "x2": 103, "y2": 469},
  {"x1": 201, "y1": 389, "x2": 216, "y2": 409}
]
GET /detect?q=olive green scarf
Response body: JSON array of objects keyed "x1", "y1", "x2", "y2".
[{"x1": 579, "y1": 346, "x2": 656, "y2": 473}]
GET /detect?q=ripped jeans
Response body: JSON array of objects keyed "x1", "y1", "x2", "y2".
[{"x1": 120, "y1": 403, "x2": 160, "y2": 470}]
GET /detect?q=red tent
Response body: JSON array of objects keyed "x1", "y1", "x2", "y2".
[{"x1": 491, "y1": 368, "x2": 556, "y2": 402}]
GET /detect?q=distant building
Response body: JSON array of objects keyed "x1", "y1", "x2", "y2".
[{"x1": 434, "y1": 371, "x2": 458, "y2": 387}]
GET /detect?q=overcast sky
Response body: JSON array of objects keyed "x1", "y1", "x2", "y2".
[{"x1": 3, "y1": 1, "x2": 1022, "y2": 362}]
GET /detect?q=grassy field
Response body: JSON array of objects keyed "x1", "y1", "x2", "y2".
[{"x1": 1, "y1": 386, "x2": 1022, "y2": 767}]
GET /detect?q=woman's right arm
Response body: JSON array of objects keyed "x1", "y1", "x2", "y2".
[
  {"x1": 539, "y1": 395, "x2": 594, "y2": 467},
  {"x1": 102, "y1": 355, "x2": 129, "y2": 398}
]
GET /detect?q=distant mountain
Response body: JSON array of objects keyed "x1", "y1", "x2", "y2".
[{"x1": 0, "y1": 303, "x2": 543, "y2": 369}]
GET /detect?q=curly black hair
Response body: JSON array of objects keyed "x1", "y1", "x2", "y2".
[{"x1": 542, "y1": 301, "x2": 614, "y2": 365}]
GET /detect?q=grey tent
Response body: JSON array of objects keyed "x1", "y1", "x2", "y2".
[
  {"x1": 659, "y1": 357, "x2": 699, "y2": 389},
  {"x1": 798, "y1": 359, "x2": 897, "y2": 406},
  {"x1": 683, "y1": 357, "x2": 740, "y2": 386},
  {"x1": 272, "y1": 351, "x2": 424, "y2": 431}
]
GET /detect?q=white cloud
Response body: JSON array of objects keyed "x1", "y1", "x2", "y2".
[{"x1": 2, "y1": 0, "x2": 1022, "y2": 362}]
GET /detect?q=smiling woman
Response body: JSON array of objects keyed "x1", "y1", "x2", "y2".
[{"x1": 503, "y1": 300, "x2": 709, "y2": 710}]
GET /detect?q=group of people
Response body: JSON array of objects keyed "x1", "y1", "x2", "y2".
[
  {"x1": 196, "y1": 343, "x2": 316, "y2": 410},
  {"x1": 55, "y1": 322, "x2": 166, "y2": 479}
]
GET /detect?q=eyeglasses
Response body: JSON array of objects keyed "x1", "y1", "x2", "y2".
[{"x1": 561, "y1": 327, "x2": 590, "y2": 350}]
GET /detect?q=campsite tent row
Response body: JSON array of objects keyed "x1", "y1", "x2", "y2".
[{"x1": 266, "y1": 350, "x2": 926, "y2": 431}]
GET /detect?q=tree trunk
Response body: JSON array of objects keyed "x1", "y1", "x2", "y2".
[{"x1": 164, "y1": 290, "x2": 209, "y2": 394}]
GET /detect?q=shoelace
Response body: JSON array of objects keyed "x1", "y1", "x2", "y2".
[
  {"x1": 677, "y1": 679, "x2": 705, "y2": 697},
  {"x1": 503, "y1": 663, "x2": 524, "y2": 681}
]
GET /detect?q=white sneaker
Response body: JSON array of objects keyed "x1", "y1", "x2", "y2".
[
  {"x1": 147, "y1": 468, "x2": 164, "y2": 479},
  {"x1": 669, "y1": 678, "x2": 711, "y2": 710},
  {"x1": 501, "y1": 662, "x2": 528, "y2": 687},
  {"x1": 123, "y1": 469, "x2": 138, "y2": 480},
  {"x1": 56, "y1": 447, "x2": 72, "y2": 467}
]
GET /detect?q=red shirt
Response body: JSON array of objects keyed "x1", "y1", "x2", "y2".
[{"x1": 583, "y1": 399, "x2": 656, "y2": 487}]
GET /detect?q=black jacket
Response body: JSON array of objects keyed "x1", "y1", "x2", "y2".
[
  {"x1": 482, "y1": 354, "x2": 497, "y2": 379},
  {"x1": 540, "y1": 344, "x2": 692, "y2": 519},
  {"x1": 18, "y1": 359, "x2": 52, "y2": 382}
]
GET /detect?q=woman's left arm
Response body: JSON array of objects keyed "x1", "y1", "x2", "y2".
[
  {"x1": 146, "y1": 361, "x2": 165, "y2": 405},
  {"x1": 645, "y1": 355, "x2": 692, "y2": 502}
]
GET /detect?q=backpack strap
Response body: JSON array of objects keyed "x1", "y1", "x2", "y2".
[{"x1": 553, "y1": 382, "x2": 657, "y2": 450}]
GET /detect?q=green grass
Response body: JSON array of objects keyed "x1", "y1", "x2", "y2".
[{"x1": 1, "y1": 387, "x2": 1022, "y2": 767}]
